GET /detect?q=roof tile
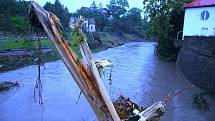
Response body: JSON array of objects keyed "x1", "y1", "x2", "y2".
[{"x1": 184, "y1": 0, "x2": 215, "y2": 8}]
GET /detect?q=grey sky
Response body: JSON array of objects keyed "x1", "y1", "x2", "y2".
[{"x1": 35, "y1": 0, "x2": 144, "y2": 13}]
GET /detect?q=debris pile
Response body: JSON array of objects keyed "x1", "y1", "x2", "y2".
[
  {"x1": 0, "y1": 81, "x2": 19, "y2": 92},
  {"x1": 113, "y1": 95, "x2": 143, "y2": 120},
  {"x1": 113, "y1": 95, "x2": 165, "y2": 121}
]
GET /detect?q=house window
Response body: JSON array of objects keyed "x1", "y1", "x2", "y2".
[
  {"x1": 201, "y1": 27, "x2": 208, "y2": 36},
  {"x1": 91, "y1": 26, "x2": 93, "y2": 30}
]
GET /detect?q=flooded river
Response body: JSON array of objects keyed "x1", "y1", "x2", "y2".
[{"x1": 0, "y1": 42, "x2": 214, "y2": 121}]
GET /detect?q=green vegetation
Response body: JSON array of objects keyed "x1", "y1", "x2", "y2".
[
  {"x1": 70, "y1": 27, "x2": 86, "y2": 57},
  {"x1": 43, "y1": 0, "x2": 71, "y2": 28},
  {"x1": 99, "y1": 32, "x2": 121, "y2": 42},
  {"x1": 73, "y1": 0, "x2": 146, "y2": 38},
  {"x1": 192, "y1": 92, "x2": 210, "y2": 110},
  {"x1": 0, "y1": 0, "x2": 29, "y2": 33},
  {"x1": 0, "y1": 0, "x2": 146, "y2": 38},
  {"x1": 0, "y1": 0, "x2": 71, "y2": 34},
  {"x1": 0, "y1": 39, "x2": 52, "y2": 49},
  {"x1": 143, "y1": 0, "x2": 193, "y2": 61},
  {"x1": 11, "y1": 16, "x2": 28, "y2": 33}
]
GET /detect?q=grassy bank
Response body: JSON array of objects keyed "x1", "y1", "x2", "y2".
[
  {"x1": 0, "y1": 38, "x2": 53, "y2": 49},
  {"x1": 0, "y1": 32, "x2": 143, "y2": 50},
  {"x1": 0, "y1": 32, "x2": 144, "y2": 72}
]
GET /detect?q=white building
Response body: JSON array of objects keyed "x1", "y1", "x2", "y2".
[
  {"x1": 69, "y1": 17, "x2": 96, "y2": 33},
  {"x1": 88, "y1": 18, "x2": 96, "y2": 33},
  {"x1": 183, "y1": 0, "x2": 215, "y2": 39}
]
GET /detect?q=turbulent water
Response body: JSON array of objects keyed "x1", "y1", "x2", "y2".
[{"x1": 0, "y1": 42, "x2": 214, "y2": 121}]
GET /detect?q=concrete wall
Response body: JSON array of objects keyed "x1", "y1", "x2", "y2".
[
  {"x1": 177, "y1": 36, "x2": 215, "y2": 93},
  {"x1": 183, "y1": 6, "x2": 215, "y2": 39}
]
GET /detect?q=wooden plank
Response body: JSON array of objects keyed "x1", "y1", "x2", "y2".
[{"x1": 80, "y1": 41, "x2": 120, "y2": 121}]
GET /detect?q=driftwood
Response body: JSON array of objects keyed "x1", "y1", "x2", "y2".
[{"x1": 133, "y1": 101, "x2": 165, "y2": 121}]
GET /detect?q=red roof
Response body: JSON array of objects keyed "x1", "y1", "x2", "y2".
[{"x1": 184, "y1": 0, "x2": 215, "y2": 8}]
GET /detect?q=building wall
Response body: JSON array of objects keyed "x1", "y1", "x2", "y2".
[
  {"x1": 183, "y1": 6, "x2": 215, "y2": 39},
  {"x1": 177, "y1": 36, "x2": 215, "y2": 93}
]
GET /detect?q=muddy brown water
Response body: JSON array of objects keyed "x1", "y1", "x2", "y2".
[{"x1": 0, "y1": 42, "x2": 214, "y2": 121}]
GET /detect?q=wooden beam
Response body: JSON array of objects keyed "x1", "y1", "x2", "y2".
[{"x1": 80, "y1": 40, "x2": 120, "y2": 121}]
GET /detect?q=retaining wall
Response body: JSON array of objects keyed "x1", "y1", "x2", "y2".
[{"x1": 177, "y1": 36, "x2": 215, "y2": 93}]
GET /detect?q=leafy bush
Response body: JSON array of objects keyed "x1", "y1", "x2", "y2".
[
  {"x1": 192, "y1": 92, "x2": 209, "y2": 110},
  {"x1": 143, "y1": 0, "x2": 193, "y2": 61},
  {"x1": 11, "y1": 16, "x2": 28, "y2": 33}
]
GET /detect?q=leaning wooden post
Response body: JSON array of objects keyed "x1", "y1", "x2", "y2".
[
  {"x1": 30, "y1": 2, "x2": 120, "y2": 121},
  {"x1": 75, "y1": 19, "x2": 120, "y2": 121},
  {"x1": 80, "y1": 41, "x2": 120, "y2": 120}
]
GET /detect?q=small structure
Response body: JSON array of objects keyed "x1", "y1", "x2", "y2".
[
  {"x1": 88, "y1": 18, "x2": 96, "y2": 32},
  {"x1": 69, "y1": 17, "x2": 96, "y2": 33},
  {"x1": 182, "y1": 0, "x2": 215, "y2": 39},
  {"x1": 177, "y1": 0, "x2": 215, "y2": 94},
  {"x1": 69, "y1": 16, "x2": 78, "y2": 29}
]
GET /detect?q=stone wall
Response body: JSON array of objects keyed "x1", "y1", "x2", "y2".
[{"x1": 177, "y1": 36, "x2": 215, "y2": 93}]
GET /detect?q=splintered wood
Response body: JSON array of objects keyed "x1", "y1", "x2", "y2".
[
  {"x1": 30, "y1": 2, "x2": 166, "y2": 121},
  {"x1": 31, "y1": 2, "x2": 120, "y2": 121}
]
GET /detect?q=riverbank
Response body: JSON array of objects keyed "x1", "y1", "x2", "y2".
[
  {"x1": 0, "y1": 48, "x2": 58, "y2": 73},
  {"x1": 0, "y1": 32, "x2": 145, "y2": 72},
  {"x1": 89, "y1": 32, "x2": 144, "y2": 52}
]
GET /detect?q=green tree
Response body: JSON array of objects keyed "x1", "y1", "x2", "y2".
[
  {"x1": 77, "y1": 7, "x2": 91, "y2": 18},
  {"x1": 44, "y1": 0, "x2": 71, "y2": 28},
  {"x1": 107, "y1": 0, "x2": 129, "y2": 32},
  {"x1": 11, "y1": 16, "x2": 28, "y2": 33},
  {"x1": 0, "y1": 0, "x2": 16, "y2": 32},
  {"x1": 108, "y1": 0, "x2": 129, "y2": 19},
  {"x1": 77, "y1": 1, "x2": 107, "y2": 31},
  {"x1": 143, "y1": 0, "x2": 192, "y2": 60},
  {"x1": 0, "y1": 0, "x2": 29, "y2": 33},
  {"x1": 126, "y1": 8, "x2": 142, "y2": 33}
]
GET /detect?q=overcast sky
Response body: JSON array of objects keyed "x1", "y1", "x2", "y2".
[{"x1": 35, "y1": 0, "x2": 144, "y2": 13}]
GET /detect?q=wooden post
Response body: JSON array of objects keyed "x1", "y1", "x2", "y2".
[
  {"x1": 31, "y1": 2, "x2": 120, "y2": 121},
  {"x1": 79, "y1": 40, "x2": 120, "y2": 121}
]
